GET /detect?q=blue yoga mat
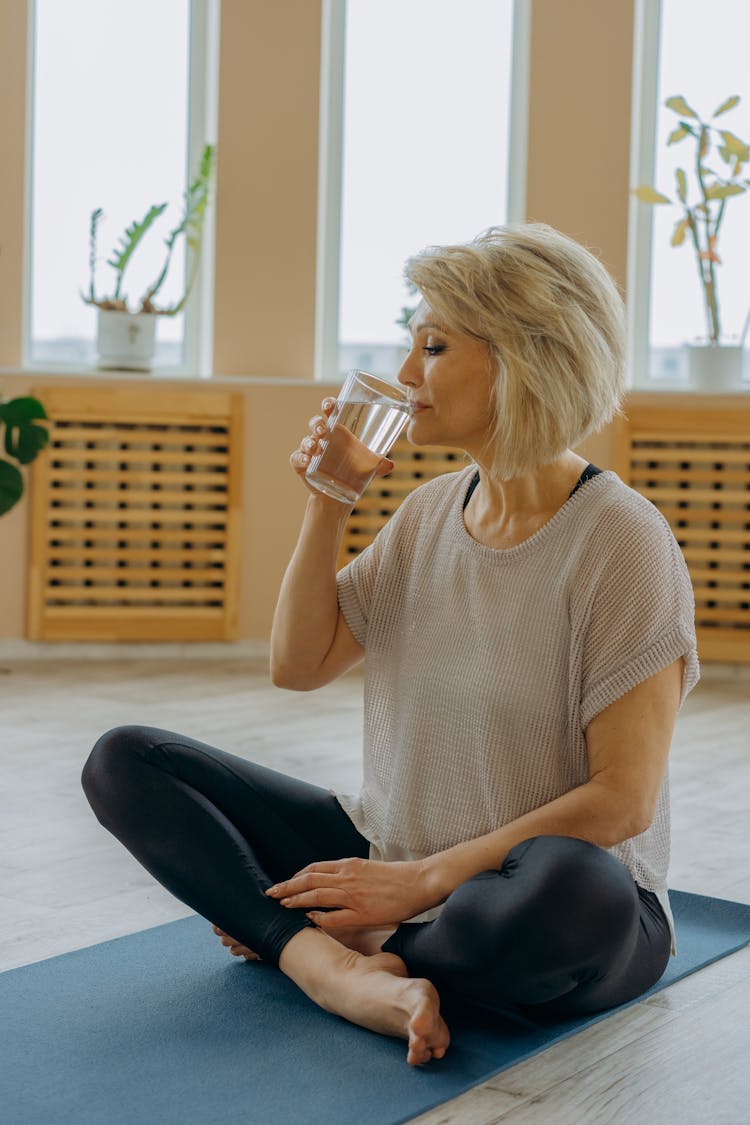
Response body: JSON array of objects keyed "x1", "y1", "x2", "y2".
[{"x1": 2, "y1": 890, "x2": 750, "y2": 1125}]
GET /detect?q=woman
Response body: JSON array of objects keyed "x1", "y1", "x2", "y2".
[{"x1": 82, "y1": 223, "x2": 699, "y2": 1067}]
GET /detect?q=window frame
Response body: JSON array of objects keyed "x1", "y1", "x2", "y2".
[
  {"x1": 626, "y1": 0, "x2": 663, "y2": 390},
  {"x1": 313, "y1": 0, "x2": 532, "y2": 383},
  {"x1": 22, "y1": 0, "x2": 219, "y2": 377},
  {"x1": 626, "y1": 0, "x2": 750, "y2": 388}
]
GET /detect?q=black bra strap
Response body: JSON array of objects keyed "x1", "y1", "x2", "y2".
[
  {"x1": 568, "y1": 462, "x2": 602, "y2": 498},
  {"x1": 463, "y1": 471, "x2": 481, "y2": 510},
  {"x1": 462, "y1": 464, "x2": 602, "y2": 511}
]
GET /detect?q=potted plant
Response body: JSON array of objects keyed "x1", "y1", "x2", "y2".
[
  {"x1": 634, "y1": 95, "x2": 750, "y2": 388},
  {"x1": 83, "y1": 143, "x2": 216, "y2": 371},
  {"x1": 0, "y1": 395, "x2": 49, "y2": 516}
]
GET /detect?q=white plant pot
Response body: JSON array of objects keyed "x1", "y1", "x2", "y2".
[
  {"x1": 684, "y1": 342, "x2": 745, "y2": 391},
  {"x1": 96, "y1": 309, "x2": 157, "y2": 371}
]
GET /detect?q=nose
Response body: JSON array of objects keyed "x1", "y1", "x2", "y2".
[{"x1": 397, "y1": 344, "x2": 422, "y2": 388}]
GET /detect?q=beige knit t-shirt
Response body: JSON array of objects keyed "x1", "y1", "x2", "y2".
[{"x1": 335, "y1": 466, "x2": 700, "y2": 943}]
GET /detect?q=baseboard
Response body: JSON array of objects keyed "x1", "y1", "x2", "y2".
[
  {"x1": 696, "y1": 661, "x2": 750, "y2": 681},
  {"x1": 0, "y1": 639, "x2": 271, "y2": 662},
  {"x1": 0, "y1": 640, "x2": 747, "y2": 680}
]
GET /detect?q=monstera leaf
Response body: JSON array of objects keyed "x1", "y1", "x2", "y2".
[
  {"x1": 0, "y1": 395, "x2": 49, "y2": 516},
  {"x1": 0, "y1": 459, "x2": 23, "y2": 516}
]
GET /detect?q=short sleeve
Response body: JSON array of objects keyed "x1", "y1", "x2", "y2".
[{"x1": 579, "y1": 499, "x2": 700, "y2": 729}]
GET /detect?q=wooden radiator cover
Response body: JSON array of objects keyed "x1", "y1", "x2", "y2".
[
  {"x1": 626, "y1": 401, "x2": 750, "y2": 664},
  {"x1": 26, "y1": 387, "x2": 748, "y2": 661},
  {"x1": 27, "y1": 386, "x2": 243, "y2": 642}
]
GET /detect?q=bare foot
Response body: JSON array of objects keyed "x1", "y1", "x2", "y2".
[
  {"x1": 281, "y1": 932, "x2": 450, "y2": 1066},
  {"x1": 212, "y1": 925, "x2": 261, "y2": 961}
]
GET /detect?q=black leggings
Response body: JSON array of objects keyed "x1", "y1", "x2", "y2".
[{"x1": 81, "y1": 725, "x2": 671, "y2": 1019}]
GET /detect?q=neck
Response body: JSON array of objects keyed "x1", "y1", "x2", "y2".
[{"x1": 464, "y1": 451, "x2": 588, "y2": 550}]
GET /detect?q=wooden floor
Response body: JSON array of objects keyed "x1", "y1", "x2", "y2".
[{"x1": 2, "y1": 654, "x2": 749, "y2": 1123}]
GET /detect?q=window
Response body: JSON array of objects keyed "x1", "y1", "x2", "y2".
[
  {"x1": 317, "y1": 0, "x2": 522, "y2": 381},
  {"x1": 632, "y1": 0, "x2": 750, "y2": 384},
  {"x1": 27, "y1": 0, "x2": 215, "y2": 372}
]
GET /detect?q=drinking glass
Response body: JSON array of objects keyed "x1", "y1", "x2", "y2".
[{"x1": 305, "y1": 369, "x2": 413, "y2": 503}]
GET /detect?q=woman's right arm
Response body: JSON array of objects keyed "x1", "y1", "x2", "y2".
[
  {"x1": 270, "y1": 403, "x2": 369, "y2": 691},
  {"x1": 270, "y1": 492, "x2": 364, "y2": 690}
]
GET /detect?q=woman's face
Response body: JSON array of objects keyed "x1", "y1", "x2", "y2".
[{"x1": 398, "y1": 300, "x2": 497, "y2": 457}]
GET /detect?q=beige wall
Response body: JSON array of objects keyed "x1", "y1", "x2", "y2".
[
  {"x1": 0, "y1": 0, "x2": 635, "y2": 643},
  {"x1": 0, "y1": 1, "x2": 28, "y2": 368}
]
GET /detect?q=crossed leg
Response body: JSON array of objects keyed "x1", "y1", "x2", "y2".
[
  {"x1": 81, "y1": 724, "x2": 448, "y2": 1064},
  {"x1": 81, "y1": 727, "x2": 668, "y2": 1061}
]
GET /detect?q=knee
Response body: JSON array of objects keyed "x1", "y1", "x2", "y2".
[
  {"x1": 80, "y1": 724, "x2": 151, "y2": 817},
  {"x1": 506, "y1": 836, "x2": 639, "y2": 944}
]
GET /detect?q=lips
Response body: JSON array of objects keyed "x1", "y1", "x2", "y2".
[{"x1": 408, "y1": 400, "x2": 430, "y2": 413}]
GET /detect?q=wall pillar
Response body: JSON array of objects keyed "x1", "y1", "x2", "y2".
[
  {"x1": 0, "y1": 2, "x2": 28, "y2": 366},
  {"x1": 525, "y1": 0, "x2": 635, "y2": 291},
  {"x1": 212, "y1": 0, "x2": 323, "y2": 378}
]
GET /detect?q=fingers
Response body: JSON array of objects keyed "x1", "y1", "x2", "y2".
[
  {"x1": 268, "y1": 882, "x2": 350, "y2": 911},
  {"x1": 212, "y1": 924, "x2": 260, "y2": 961},
  {"x1": 374, "y1": 456, "x2": 395, "y2": 478},
  {"x1": 306, "y1": 909, "x2": 360, "y2": 929},
  {"x1": 290, "y1": 401, "x2": 336, "y2": 477},
  {"x1": 288, "y1": 860, "x2": 346, "y2": 879},
  {"x1": 268, "y1": 861, "x2": 345, "y2": 891},
  {"x1": 267, "y1": 865, "x2": 357, "y2": 911},
  {"x1": 267, "y1": 859, "x2": 355, "y2": 898},
  {"x1": 290, "y1": 433, "x2": 320, "y2": 474}
]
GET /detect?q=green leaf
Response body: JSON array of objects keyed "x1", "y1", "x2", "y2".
[
  {"x1": 0, "y1": 459, "x2": 24, "y2": 516},
  {"x1": 698, "y1": 126, "x2": 710, "y2": 161},
  {"x1": 671, "y1": 217, "x2": 690, "y2": 246},
  {"x1": 719, "y1": 130, "x2": 750, "y2": 163},
  {"x1": 705, "y1": 182, "x2": 747, "y2": 200},
  {"x1": 675, "y1": 168, "x2": 688, "y2": 203},
  {"x1": 108, "y1": 204, "x2": 168, "y2": 273},
  {"x1": 633, "y1": 186, "x2": 672, "y2": 204},
  {"x1": 665, "y1": 95, "x2": 698, "y2": 118},
  {"x1": 0, "y1": 396, "x2": 49, "y2": 465},
  {"x1": 0, "y1": 396, "x2": 48, "y2": 424},
  {"x1": 137, "y1": 143, "x2": 216, "y2": 312},
  {"x1": 713, "y1": 95, "x2": 740, "y2": 118},
  {"x1": 3, "y1": 421, "x2": 49, "y2": 465},
  {"x1": 667, "y1": 126, "x2": 690, "y2": 145},
  {"x1": 88, "y1": 208, "x2": 104, "y2": 303},
  {"x1": 107, "y1": 203, "x2": 168, "y2": 299}
]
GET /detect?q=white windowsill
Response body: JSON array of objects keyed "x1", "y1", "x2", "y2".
[
  {"x1": 630, "y1": 378, "x2": 750, "y2": 395},
  {"x1": 0, "y1": 365, "x2": 337, "y2": 389}
]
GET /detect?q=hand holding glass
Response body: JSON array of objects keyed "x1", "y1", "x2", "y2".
[{"x1": 304, "y1": 370, "x2": 413, "y2": 503}]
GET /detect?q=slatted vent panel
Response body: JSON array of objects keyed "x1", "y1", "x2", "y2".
[
  {"x1": 338, "y1": 441, "x2": 466, "y2": 568},
  {"x1": 629, "y1": 426, "x2": 750, "y2": 663},
  {"x1": 28, "y1": 387, "x2": 242, "y2": 641}
]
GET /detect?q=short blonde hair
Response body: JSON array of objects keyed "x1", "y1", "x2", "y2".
[{"x1": 405, "y1": 223, "x2": 627, "y2": 480}]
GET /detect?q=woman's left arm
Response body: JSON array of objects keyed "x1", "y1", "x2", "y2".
[
  {"x1": 420, "y1": 656, "x2": 684, "y2": 906},
  {"x1": 267, "y1": 659, "x2": 684, "y2": 928}
]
